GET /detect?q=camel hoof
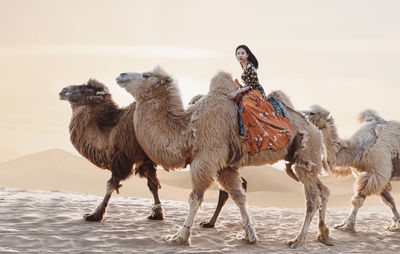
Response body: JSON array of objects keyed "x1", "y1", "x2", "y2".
[
  {"x1": 334, "y1": 223, "x2": 356, "y2": 233},
  {"x1": 318, "y1": 235, "x2": 334, "y2": 246},
  {"x1": 199, "y1": 221, "x2": 215, "y2": 228},
  {"x1": 147, "y1": 213, "x2": 164, "y2": 220},
  {"x1": 286, "y1": 239, "x2": 305, "y2": 249},
  {"x1": 240, "y1": 224, "x2": 257, "y2": 244},
  {"x1": 165, "y1": 235, "x2": 189, "y2": 246},
  {"x1": 148, "y1": 205, "x2": 164, "y2": 220},
  {"x1": 165, "y1": 226, "x2": 191, "y2": 246},
  {"x1": 318, "y1": 226, "x2": 333, "y2": 246},
  {"x1": 386, "y1": 219, "x2": 400, "y2": 232},
  {"x1": 386, "y1": 226, "x2": 400, "y2": 232},
  {"x1": 83, "y1": 213, "x2": 103, "y2": 222}
]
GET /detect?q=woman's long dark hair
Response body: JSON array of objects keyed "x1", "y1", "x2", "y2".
[{"x1": 235, "y1": 45, "x2": 258, "y2": 69}]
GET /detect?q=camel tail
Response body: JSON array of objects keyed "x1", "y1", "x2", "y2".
[
  {"x1": 355, "y1": 171, "x2": 389, "y2": 196},
  {"x1": 359, "y1": 109, "x2": 385, "y2": 123}
]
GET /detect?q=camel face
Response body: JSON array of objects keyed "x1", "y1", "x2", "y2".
[
  {"x1": 116, "y1": 72, "x2": 148, "y2": 98},
  {"x1": 59, "y1": 82, "x2": 108, "y2": 104},
  {"x1": 305, "y1": 105, "x2": 330, "y2": 130},
  {"x1": 116, "y1": 67, "x2": 172, "y2": 99},
  {"x1": 59, "y1": 85, "x2": 89, "y2": 102}
]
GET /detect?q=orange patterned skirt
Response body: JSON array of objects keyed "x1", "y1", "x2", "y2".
[{"x1": 238, "y1": 89, "x2": 291, "y2": 155}]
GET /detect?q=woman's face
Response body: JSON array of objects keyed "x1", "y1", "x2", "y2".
[{"x1": 236, "y1": 48, "x2": 248, "y2": 64}]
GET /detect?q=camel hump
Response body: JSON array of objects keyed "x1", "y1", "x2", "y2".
[
  {"x1": 266, "y1": 90, "x2": 294, "y2": 108},
  {"x1": 209, "y1": 71, "x2": 235, "y2": 92},
  {"x1": 359, "y1": 109, "x2": 386, "y2": 123}
]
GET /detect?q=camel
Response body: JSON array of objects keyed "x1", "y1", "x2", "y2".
[
  {"x1": 59, "y1": 79, "x2": 164, "y2": 222},
  {"x1": 116, "y1": 67, "x2": 332, "y2": 249},
  {"x1": 304, "y1": 105, "x2": 400, "y2": 232}
]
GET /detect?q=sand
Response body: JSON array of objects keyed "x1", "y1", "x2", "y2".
[
  {"x1": 1, "y1": 149, "x2": 400, "y2": 253},
  {"x1": 1, "y1": 188, "x2": 399, "y2": 253}
]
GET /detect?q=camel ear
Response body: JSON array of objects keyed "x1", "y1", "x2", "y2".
[
  {"x1": 163, "y1": 76, "x2": 173, "y2": 84},
  {"x1": 153, "y1": 65, "x2": 168, "y2": 76}
]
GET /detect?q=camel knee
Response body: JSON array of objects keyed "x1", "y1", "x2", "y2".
[
  {"x1": 380, "y1": 190, "x2": 396, "y2": 210},
  {"x1": 229, "y1": 189, "x2": 246, "y2": 204},
  {"x1": 305, "y1": 187, "x2": 321, "y2": 211},
  {"x1": 317, "y1": 181, "x2": 330, "y2": 203},
  {"x1": 216, "y1": 168, "x2": 243, "y2": 193},
  {"x1": 189, "y1": 189, "x2": 203, "y2": 207},
  {"x1": 351, "y1": 194, "x2": 365, "y2": 208},
  {"x1": 147, "y1": 178, "x2": 159, "y2": 192}
]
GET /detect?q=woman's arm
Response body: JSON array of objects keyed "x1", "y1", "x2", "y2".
[{"x1": 227, "y1": 84, "x2": 250, "y2": 100}]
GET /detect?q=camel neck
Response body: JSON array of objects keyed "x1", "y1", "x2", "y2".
[{"x1": 133, "y1": 85, "x2": 191, "y2": 170}]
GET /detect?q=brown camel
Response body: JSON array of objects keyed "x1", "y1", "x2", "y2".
[
  {"x1": 59, "y1": 79, "x2": 164, "y2": 222},
  {"x1": 116, "y1": 67, "x2": 332, "y2": 249},
  {"x1": 305, "y1": 105, "x2": 400, "y2": 232}
]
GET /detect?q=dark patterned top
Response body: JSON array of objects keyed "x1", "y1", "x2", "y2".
[{"x1": 241, "y1": 62, "x2": 266, "y2": 97}]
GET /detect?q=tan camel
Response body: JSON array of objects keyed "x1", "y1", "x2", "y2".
[
  {"x1": 116, "y1": 67, "x2": 332, "y2": 248},
  {"x1": 59, "y1": 79, "x2": 164, "y2": 221},
  {"x1": 305, "y1": 105, "x2": 400, "y2": 232}
]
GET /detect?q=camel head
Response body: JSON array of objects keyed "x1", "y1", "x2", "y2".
[
  {"x1": 304, "y1": 105, "x2": 331, "y2": 130},
  {"x1": 59, "y1": 79, "x2": 110, "y2": 105},
  {"x1": 116, "y1": 66, "x2": 173, "y2": 99},
  {"x1": 304, "y1": 104, "x2": 344, "y2": 172}
]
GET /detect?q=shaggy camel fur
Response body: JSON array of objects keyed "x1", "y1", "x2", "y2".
[
  {"x1": 59, "y1": 79, "x2": 164, "y2": 221},
  {"x1": 116, "y1": 67, "x2": 331, "y2": 249},
  {"x1": 305, "y1": 105, "x2": 400, "y2": 232},
  {"x1": 188, "y1": 95, "x2": 303, "y2": 228}
]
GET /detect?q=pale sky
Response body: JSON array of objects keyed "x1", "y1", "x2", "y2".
[{"x1": 1, "y1": 0, "x2": 400, "y2": 162}]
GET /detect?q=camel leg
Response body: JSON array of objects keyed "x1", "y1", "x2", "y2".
[
  {"x1": 380, "y1": 189, "x2": 400, "y2": 232},
  {"x1": 216, "y1": 169, "x2": 257, "y2": 244},
  {"x1": 199, "y1": 189, "x2": 229, "y2": 228},
  {"x1": 334, "y1": 193, "x2": 365, "y2": 232},
  {"x1": 166, "y1": 188, "x2": 204, "y2": 246},
  {"x1": 200, "y1": 177, "x2": 248, "y2": 228},
  {"x1": 146, "y1": 176, "x2": 165, "y2": 220},
  {"x1": 137, "y1": 161, "x2": 165, "y2": 220},
  {"x1": 316, "y1": 178, "x2": 333, "y2": 246},
  {"x1": 84, "y1": 176, "x2": 120, "y2": 222},
  {"x1": 166, "y1": 161, "x2": 214, "y2": 246},
  {"x1": 287, "y1": 172, "x2": 320, "y2": 249}
]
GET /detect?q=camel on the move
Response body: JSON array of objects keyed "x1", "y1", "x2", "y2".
[
  {"x1": 305, "y1": 105, "x2": 400, "y2": 232},
  {"x1": 116, "y1": 66, "x2": 332, "y2": 248},
  {"x1": 59, "y1": 79, "x2": 164, "y2": 221}
]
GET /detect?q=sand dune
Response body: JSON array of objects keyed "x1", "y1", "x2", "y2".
[
  {"x1": 1, "y1": 188, "x2": 399, "y2": 253},
  {"x1": 2, "y1": 149, "x2": 400, "y2": 252},
  {"x1": 1, "y1": 149, "x2": 399, "y2": 208}
]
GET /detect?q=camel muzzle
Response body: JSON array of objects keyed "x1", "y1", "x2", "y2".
[
  {"x1": 116, "y1": 74, "x2": 129, "y2": 87},
  {"x1": 59, "y1": 88, "x2": 70, "y2": 100}
]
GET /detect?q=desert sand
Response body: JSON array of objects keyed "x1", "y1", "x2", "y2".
[{"x1": 1, "y1": 149, "x2": 400, "y2": 253}]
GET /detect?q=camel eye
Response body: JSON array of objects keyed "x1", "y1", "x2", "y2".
[{"x1": 143, "y1": 74, "x2": 151, "y2": 79}]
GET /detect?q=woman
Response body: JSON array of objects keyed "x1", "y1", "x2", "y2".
[{"x1": 227, "y1": 45, "x2": 291, "y2": 155}]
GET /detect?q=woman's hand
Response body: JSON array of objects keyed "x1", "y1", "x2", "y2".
[
  {"x1": 234, "y1": 79, "x2": 243, "y2": 89},
  {"x1": 227, "y1": 89, "x2": 240, "y2": 100}
]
